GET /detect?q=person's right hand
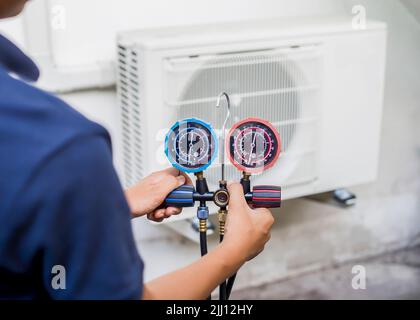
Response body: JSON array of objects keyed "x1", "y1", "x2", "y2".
[{"x1": 223, "y1": 182, "x2": 275, "y2": 262}]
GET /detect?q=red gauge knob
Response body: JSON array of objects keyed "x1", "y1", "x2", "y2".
[{"x1": 251, "y1": 185, "x2": 281, "y2": 208}]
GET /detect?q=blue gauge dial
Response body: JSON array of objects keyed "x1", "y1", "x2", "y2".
[{"x1": 165, "y1": 118, "x2": 218, "y2": 173}]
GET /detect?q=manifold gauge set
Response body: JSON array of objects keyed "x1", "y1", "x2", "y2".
[{"x1": 162, "y1": 93, "x2": 282, "y2": 300}]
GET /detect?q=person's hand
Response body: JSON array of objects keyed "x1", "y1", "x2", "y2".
[
  {"x1": 222, "y1": 182, "x2": 275, "y2": 262},
  {"x1": 125, "y1": 168, "x2": 192, "y2": 220}
]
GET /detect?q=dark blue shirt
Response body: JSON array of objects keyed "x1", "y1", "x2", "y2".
[{"x1": 0, "y1": 34, "x2": 143, "y2": 299}]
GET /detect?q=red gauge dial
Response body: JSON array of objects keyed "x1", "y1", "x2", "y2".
[{"x1": 227, "y1": 118, "x2": 281, "y2": 174}]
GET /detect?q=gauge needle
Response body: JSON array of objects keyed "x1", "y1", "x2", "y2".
[
  {"x1": 188, "y1": 132, "x2": 194, "y2": 163},
  {"x1": 248, "y1": 131, "x2": 257, "y2": 164}
]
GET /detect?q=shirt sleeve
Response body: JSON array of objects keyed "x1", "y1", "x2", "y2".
[{"x1": 17, "y1": 134, "x2": 144, "y2": 299}]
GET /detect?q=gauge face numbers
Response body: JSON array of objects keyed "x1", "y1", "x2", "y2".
[
  {"x1": 165, "y1": 119, "x2": 218, "y2": 173},
  {"x1": 228, "y1": 118, "x2": 281, "y2": 173}
]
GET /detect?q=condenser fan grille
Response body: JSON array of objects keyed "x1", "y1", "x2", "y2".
[
  {"x1": 118, "y1": 45, "x2": 144, "y2": 188},
  {"x1": 164, "y1": 46, "x2": 322, "y2": 187}
]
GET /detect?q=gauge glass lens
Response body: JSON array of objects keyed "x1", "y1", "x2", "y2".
[
  {"x1": 165, "y1": 119, "x2": 217, "y2": 173},
  {"x1": 228, "y1": 118, "x2": 281, "y2": 173}
]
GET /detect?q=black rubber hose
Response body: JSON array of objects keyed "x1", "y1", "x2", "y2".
[
  {"x1": 200, "y1": 231, "x2": 211, "y2": 300},
  {"x1": 219, "y1": 281, "x2": 227, "y2": 300},
  {"x1": 226, "y1": 274, "x2": 237, "y2": 299},
  {"x1": 218, "y1": 234, "x2": 228, "y2": 300},
  {"x1": 220, "y1": 227, "x2": 237, "y2": 299},
  {"x1": 200, "y1": 231, "x2": 208, "y2": 256}
]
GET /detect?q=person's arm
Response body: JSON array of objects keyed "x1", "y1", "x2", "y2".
[
  {"x1": 142, "y1": 182, "x2": 274, "y2": 300},
  {"x1": 143, "y1": 242, "x2": 243, "y2": 300}
]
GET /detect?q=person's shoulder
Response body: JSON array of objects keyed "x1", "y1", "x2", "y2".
[{"x1": 0, "y1": 70, "x2": 115, "y2": 213}]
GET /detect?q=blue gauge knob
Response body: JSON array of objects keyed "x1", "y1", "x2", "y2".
[
  {"x1": 164, "y1": 185, "x2": 195, "y2": 207},
  {"x1": 165, "y1": 118, "x2": 218, "y2": 174}
]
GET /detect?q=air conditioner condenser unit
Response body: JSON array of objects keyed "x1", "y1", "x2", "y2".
[{"x1": 116, "y1": 17, "x2": 387, "y2": 221}]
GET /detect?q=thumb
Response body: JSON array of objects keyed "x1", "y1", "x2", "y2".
[
  {"x1": 165, "y1": 175, "x2": 186, "y2": 194},
  {"x1": 176, "y1": 175, "x2": 186, "y2": 186},
  {"x1": 227, "y1": 182, "x2": 247, "y2": 212}
]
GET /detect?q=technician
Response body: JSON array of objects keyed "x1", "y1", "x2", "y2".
[{"x1": 0, "y1": 0, "x2": 274, "y2": 299}]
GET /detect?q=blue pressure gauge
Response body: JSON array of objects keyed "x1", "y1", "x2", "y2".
[{"x1": 165, "y1": 118, "x2": 218, "y2": 173}]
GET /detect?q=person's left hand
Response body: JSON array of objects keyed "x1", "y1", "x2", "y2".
[{"x1": 125, "y1": 168, "x2": 193, "y2": 221}]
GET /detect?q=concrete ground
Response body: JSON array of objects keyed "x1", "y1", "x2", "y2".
[{"x1": 232, "y1": 245, "x2": 420, "y2": 300}]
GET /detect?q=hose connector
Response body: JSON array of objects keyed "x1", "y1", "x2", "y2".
[
  {"x1": 199, "y1": 219, "x2": 207, "y2": 233},
  {"x1": 218, "y1": 209, "x2": 227, "y2": 236},
  {"x1": 197, "y1": 206, "x2": 209, "y2": 232},
  {"x1": 197, "y1": 206, "x2": 209, "y2": 220}
]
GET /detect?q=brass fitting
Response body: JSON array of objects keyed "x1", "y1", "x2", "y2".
[
  {"x1": 195, "y1": 171, "x2": 204, "y2": 180},
  {"x1": 199, "y1": 219, "x2": 207, "y2": 233},
  {"x1": 242, "y1": 172, "x2": 251, "y2": 181},
  {"x1": 218, "y1": 209, "x2": 227, "y2": 235}
]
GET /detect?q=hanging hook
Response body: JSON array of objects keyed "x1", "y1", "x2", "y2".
[{"x1": 216, "y1": 92, "x2": 231, "y2": 182}]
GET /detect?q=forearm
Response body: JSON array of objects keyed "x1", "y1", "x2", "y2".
[{"x1": 142, "y1": 243, "x2": 245, "y2": 300}]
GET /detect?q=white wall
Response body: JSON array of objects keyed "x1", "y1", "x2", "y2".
[
  {"x1": 401, "y1": 0, "x2": 420, "y2": 22},
  {"x1": 41, "y1": 0, "x2": 347, "y2": 67},
  {"x1": 0, "y1": 16, "x2": 25, "y2": 48},
  {"x1": 4, "y1": 0, "x2": 346, "y2": 67},
  {"x1": 1, "y1": 0, "x2": 350, "y2": 92}
]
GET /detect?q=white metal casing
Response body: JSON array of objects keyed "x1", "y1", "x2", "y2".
[{"x1": 116, "y1": 16, "x2": 387, "y2": 220}]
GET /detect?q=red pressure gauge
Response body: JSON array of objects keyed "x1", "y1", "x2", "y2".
[{"x1": 227, "y1": 118, "x2": 281, "y2": 174}]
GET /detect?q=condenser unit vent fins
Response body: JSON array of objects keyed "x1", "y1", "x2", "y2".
[{"x1": 117, "y1": 45, "x2": 144, "y2": 188}]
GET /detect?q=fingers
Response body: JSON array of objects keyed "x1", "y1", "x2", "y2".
[
  {"x1": 147, "y1": 207, "x2": 182, "y2": 222},
  {"x1": 161, "y1": 168, "x2": 185, "y2": 187},
  {"x1": 148, "y1": 209, "x2": 165, "y2": 221},
  {"x1": 176, "y1": 175, "x2": 186, "y2": 186},
  {"x1": 227, "y1": 182, "x2": 248, "y2": 211},
  {"x1": 166, "y1": 207, "x2": 182, "y2": 216},
  {"x1": 147, "y1": 212, "x2": 164, "y2": 222},
  {"x1": 161, "y1": 167, "x2": 190, "y2": 191},
  {"x1": 162, "y1": 167, "x2": 192, "y2": 184},
  {"x1": 165, "y1": 173, "x2": 186, "y2": 192},
  {"x1": 180, "y1": 171, "x2": 193, "y2": 185},
  {"x1": 161, "y1": 167, "x2": 181, "y2": 176}
]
